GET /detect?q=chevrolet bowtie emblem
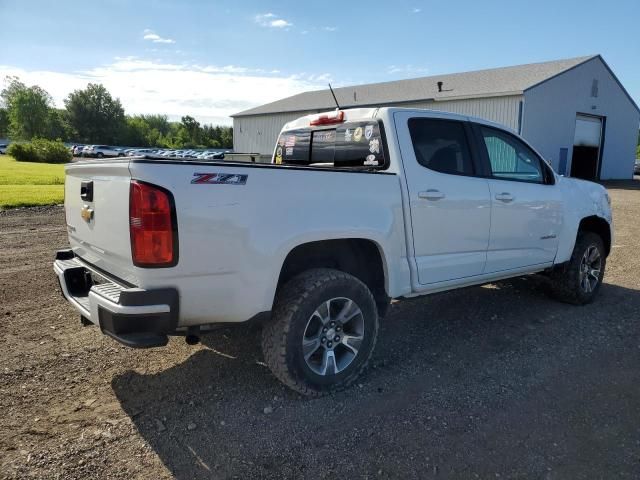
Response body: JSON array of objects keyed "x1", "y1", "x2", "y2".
[{"x1": 80, "y1": 205, "x2": 94, "y2": 222}]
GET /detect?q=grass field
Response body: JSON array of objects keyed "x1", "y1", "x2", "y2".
[{"x1": 0, "y1": 155, "x2": 65, "y2": 208}]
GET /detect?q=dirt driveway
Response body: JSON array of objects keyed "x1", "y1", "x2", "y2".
[{"x1": 1, "y1": 184, "x2": 639, "y2": 479}]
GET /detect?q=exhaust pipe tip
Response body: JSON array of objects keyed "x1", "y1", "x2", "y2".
[{"x1": 185, "y1": 334, "x2": 200, "y2": 345}]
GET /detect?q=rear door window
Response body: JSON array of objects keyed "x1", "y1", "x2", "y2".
[
  {"x1": 274, "y1": 120, "x2": 387, "y2": 169},
  {"x1": 408, "y1": 118, "x2": 474, "y2": 176}
]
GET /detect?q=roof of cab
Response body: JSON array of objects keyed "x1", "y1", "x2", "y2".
[{"x1": 281, "y1": 107, "x2": 516, "y2": 134}]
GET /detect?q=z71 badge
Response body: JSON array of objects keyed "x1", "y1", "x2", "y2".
[{"x1": 191, "y1": 173, "x2": 248, "y2": 185}]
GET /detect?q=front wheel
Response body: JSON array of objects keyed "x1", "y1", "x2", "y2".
[
  {"x1": 262, "y1": 268, "x2": 379, "y2": 396},
  {"x1": 550, "y1": 232, "x2": 606, "y2": 305}
]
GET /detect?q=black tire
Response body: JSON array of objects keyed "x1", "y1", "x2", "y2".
[
  {"x1": 97, "y1": 152, "x2": 104, "y2": 158},
  {"x1": 550, "y1": 231, "x2": 606, "y2": 305},
  {"x1": 261, "y1": 268, "x2": 379, "y2": 396}
]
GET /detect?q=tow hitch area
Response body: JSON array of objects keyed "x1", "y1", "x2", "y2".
[{"x1": 54, "y1": 249, "x2": 179, "y2": 348}]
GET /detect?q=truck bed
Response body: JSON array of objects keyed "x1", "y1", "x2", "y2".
[{"x1": 63, "y1": 157, "x2": 407, "y2": 327}]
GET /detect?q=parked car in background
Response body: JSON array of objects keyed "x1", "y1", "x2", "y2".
[
  {"x1": 634, "y1": 159, "x2": 640, "y2": 175},
  {"x1": 128, "y1": 148, "x2": 155, "y2": 156},
  {"x1": 54, "y1": 107, "x2": 613, "y2": 395},
  {"x1": 0, "y1": 143, "x2": 8, "y2": 154},
  {"x1": 72, "y1": 145, "x2": 85, "y2": 156},
  {"x1": 83, "y1": 145, "x2": 125, "y2": 158}
]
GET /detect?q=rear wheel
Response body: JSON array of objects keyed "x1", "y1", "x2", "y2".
[
  {"x1": 262, "y1": 268, "x2": 379, "y2": 396},
  {"x1": 97, "y1": 152, "x2": 104, "y2": 158},
  {"x1": 550, "y1": 232, "x2": 606, "y2": 305}
]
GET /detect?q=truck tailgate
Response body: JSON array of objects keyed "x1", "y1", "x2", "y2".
[{"x1": 64, "y1": 160, "x2": 137, "y2": 284}]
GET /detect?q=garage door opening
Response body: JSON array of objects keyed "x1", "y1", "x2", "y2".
[{"x1": 570, "y1": 114, "x2": 604, "y2": 180}]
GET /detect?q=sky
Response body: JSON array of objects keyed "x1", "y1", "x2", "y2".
[{"x1": 0, "y1": 0, "x2": 638, "y2": 126}]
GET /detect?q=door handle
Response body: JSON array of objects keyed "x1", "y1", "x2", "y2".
[
  {"x1": 495, "y1": 192, "x2": 514, "y2": 203},
  {"x1": 418, "y1": 189, "x2": 445, "y2": 201}
]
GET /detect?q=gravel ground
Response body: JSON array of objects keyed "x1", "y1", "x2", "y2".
[{"x1": 1, "y1": 183, "x2": 639, "y2": 479}]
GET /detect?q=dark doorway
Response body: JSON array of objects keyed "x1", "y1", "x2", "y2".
[
  {"x1": 570, "y1": 114, "x2": 604, "y2": 181},
  {"x1": 571, "y1": 146, "x2": 599, "y2": 180}
]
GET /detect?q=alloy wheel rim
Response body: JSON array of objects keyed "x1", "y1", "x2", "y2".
[
  {"x1": 579, "y1": 244, "x2": 602, "y2": 294},
  {"x1": 302, "y1": 297, "x2": 364, "y2": 376}
]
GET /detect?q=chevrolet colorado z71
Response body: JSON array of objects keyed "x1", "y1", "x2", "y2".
[{"x1": 54, "y1": 107, "x2": 613, "y2": 395}]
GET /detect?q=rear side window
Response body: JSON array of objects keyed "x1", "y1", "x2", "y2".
[
  {"x1": 274, "y1": 121, "x2": 387, "y2": 169},
  {"x1": 408, "y1": 118, "x2": 473, "y2": 176}
]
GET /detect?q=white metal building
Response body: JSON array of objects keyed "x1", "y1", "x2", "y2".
[{"x1": 232, "y1": 55, "x2": 639, "y2": 180}]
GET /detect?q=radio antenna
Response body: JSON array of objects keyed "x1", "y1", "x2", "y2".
[{"x1": 328, "y1": 83, "x2": 340, "y2": 110}]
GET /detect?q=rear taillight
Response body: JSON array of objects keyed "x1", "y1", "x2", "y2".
[{"x1": 129, "y1": 180, "x2": 178, "y2": 267}]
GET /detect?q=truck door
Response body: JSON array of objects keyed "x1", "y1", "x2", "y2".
[
  {"x1": 394, "y1": 112, "x2": 491, "y2": 285},
  {"x1": 473, "y1": 124, "x2": 562, "y2": 272}
]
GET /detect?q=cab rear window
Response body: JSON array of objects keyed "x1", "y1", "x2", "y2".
[{"x1": 273, "y1": 120, "x2": 387, "y2": 169}]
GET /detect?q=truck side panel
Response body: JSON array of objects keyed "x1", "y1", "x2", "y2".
[
  {"x1": 554, "y1": 177, "x2": 613, "y2": 263},
  {"x1": 128, "y1": 161, "x2": 410, "y2": 326}
]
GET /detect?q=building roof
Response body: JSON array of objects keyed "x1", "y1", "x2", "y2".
[{"x1": 233, "y1": 55, "x2": 598, "y2": 117}]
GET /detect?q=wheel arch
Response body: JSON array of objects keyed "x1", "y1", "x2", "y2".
[
  {"x1": 578, "y1": 215, "x2": 612, "y2": 256},
  {"x1": 556, "y1": 213, "x2": 612, "y2": 264},
  {"x1": 275, "y1": 238, "x2": 391, "y2": 316}
]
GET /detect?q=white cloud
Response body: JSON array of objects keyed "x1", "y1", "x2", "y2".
[
  {"x1": 0, "y1": 59, "x2": 330, "y2": 125},
  {"x1": 307, "y1": 73, "x2": 333, "y2": 83},
  {"x1": 143, "y1": 29, "x2": 175, "y2": 44},
  {"x1": 387, "y1": 64, "x2": 429, "y2": 77},
  {"x1": 270, "y1": 19, "x2": 292, "y2": 28},
  {"x1": 412, "y1": 8, "x2": 422, "y2": 13},
  {"x1": 255, "y1": 13, "x2": 292, "y2": 28},
  {"x1": 323, "y1": 26, "x2": 338, "y2": 32}
]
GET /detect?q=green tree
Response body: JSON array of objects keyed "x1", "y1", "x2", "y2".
[
  {"x1": 47, "y1": 109, "x2": 73, "y2": 140},
  {"x1": 64, "y1": 83, "x2": 125, "y2": 143},
  {"x1": 179, "y1": 115, "x2": 201, "y2": 146},
  {"x1": 1, "y1": 77, "x2": 54, "y2": 139},
  {"x1": 122, "y1": 116, "x2": 152, "y2": 147},
  {"x1": 140, "y1": 114, "x2": 170, "y2": 136},
  {"x1": 199, "y1": 123, "x2": 232, "y2": 148},
  {"x1": 0, "y1": 108, "x2": 8, "y2": 138},
  {"x1": 220, "y1": 126, "x2": 233, "y2": 148}
]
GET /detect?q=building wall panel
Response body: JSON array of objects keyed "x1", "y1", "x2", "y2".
[
  {"x1": 523, "y1": 57, "x2": 639, "y2": 179},
  {"x1": 398, "y1": 95, "x2": 522, "y2": 131},
  {"x1": 233, "y1": 111, "x2": 317, "y2": 155},
  {"x1": 233, "y1": 96, "x2": 523, "y2": 155}
]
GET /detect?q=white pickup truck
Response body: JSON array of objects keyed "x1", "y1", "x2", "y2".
[{"x1": 54, "y1": 107, "x2": 613, "y2": 395}]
